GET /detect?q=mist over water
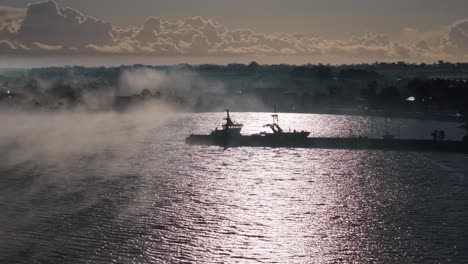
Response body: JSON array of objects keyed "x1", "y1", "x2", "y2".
[
  {"x1": 0, "y1": 103, "x2": 175, "y2": 167},
  {"x1": 1, "y1": 112, "x2": 467, "y2": 263},
  {"x1": 0, "y1": 66, "x2": 232, "y2": 167}
]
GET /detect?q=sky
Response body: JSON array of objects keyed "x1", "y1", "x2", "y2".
[{"x1": 0, "y1": 0, "x2": 468, "y2": 66}]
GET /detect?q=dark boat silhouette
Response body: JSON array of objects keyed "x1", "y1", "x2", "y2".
[
  {"x1": 186, "y1": 109, "x2": 468, "y2": 153},
  {"x1": 210, "y1": 109, "x2": 244, "y2": 137},
  {"x1": 187, "y1": 106, "x2": 310, "y2": 146}
]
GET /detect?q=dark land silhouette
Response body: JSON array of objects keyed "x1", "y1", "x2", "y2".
[{"x1": 1, "y1": 61, "x2": 468, "y2": 125}]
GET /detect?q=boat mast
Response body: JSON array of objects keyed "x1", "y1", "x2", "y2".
[
  {"x1": 264, "y1": 104, "x2": 283, "y2": 134},
  {"x1": 272, "y1": 104, "x2": 279, "y2": 124},
  {"x1": 224, "y1": 108, "x2": 234, "y2": 129}
]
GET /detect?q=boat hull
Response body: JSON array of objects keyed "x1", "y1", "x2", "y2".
[{"x1": 186, "y1": 134, "x2": 468, "y2": 153}]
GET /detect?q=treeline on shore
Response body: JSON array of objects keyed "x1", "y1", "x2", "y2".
[{"x1": 0, "y1": 62, "x2": 467, "y2": 123}]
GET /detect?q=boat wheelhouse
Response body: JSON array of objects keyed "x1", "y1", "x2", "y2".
[{"x1": 210, "y1": 109, "x2": 243, "y2": 136}]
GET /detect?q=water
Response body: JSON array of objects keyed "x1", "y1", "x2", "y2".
[{"x1": 1, "y1": 112, "x2": 467, "y2": 263}]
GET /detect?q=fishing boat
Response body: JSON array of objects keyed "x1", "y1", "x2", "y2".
[
  {"x1": 186, "y1": 109, "x2": 468, "y2": 153},
  {"x1": 186, "y1": 106, "x2": 310, "y2": 147}
]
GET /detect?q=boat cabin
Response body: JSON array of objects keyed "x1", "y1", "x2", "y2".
[{"x1": 211, "y1": 109, "x2": 243, "y2": 136}]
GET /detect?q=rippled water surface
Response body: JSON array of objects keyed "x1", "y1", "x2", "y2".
[{"x1": 1, "y1": 113, "x2": 467, "y2": 263}]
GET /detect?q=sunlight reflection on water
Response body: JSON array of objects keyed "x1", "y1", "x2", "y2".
[{"x1": 1, "y1": 112, "x2": 467, "y2": 263}]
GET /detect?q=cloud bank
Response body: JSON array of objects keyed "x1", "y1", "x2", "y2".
[{"x1": 1, "y1": 1, "x2": 468, "y2": 62}]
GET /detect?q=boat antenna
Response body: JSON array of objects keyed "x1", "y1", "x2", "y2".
[
  {"x1": 224, "y1": 108, "x2": 233, "y2": 129},
  {"x1": 272, "y1": 104, "x2": 279, "y2": 124}
]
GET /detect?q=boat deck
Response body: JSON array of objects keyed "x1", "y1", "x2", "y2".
[{"x1": 186, "y1": 134, "x2": 468, "y2": 153}]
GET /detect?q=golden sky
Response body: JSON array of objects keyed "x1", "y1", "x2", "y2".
[{"x1": 1, "y1": 0, "x2": 468, "y2": 66}]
